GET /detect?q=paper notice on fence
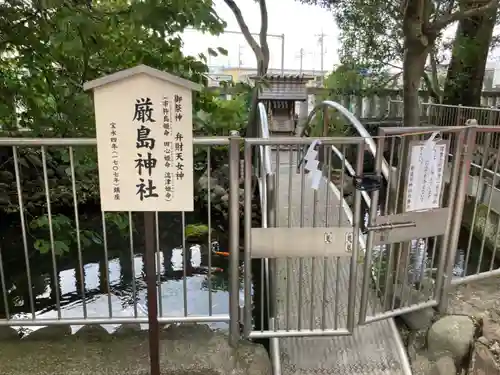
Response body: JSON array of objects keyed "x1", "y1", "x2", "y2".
[{"x1": 404, "y1": 139, "x2": 448, "y2": 212}]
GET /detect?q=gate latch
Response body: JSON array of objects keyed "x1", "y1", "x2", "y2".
[{"x1": 365, "y1": 221, "x2": 416, "y2": 243}]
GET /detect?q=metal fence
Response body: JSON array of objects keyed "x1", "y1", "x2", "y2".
[
  {"x1": 4, "y1": 108, "x2": 500, "y2": 375},
  {"x1": 0, "y1": 137, "x2": 240, "y2": 343},
  {"x1": 388, "y1": 99, "x2": 500, "y2": 127}
]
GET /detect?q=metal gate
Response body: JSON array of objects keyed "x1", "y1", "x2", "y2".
[
  {"x1": 242, "y1": 136, "x2": 366, "y2": 339},
  {"x1": 357, "y1": 125, "x2": 472, "y2": 324},
  {"x1": 440, "y1": 125, "x2": 500, "y2": 292}
]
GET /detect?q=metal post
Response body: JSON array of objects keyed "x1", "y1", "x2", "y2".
[
  {"x1": 281, "y1": 34, "x2": 285, "y2": 75},
  {"x1": 228, "y1": 135, "x2": 241, "y2": 347},
  {"x1": 144, "y1": 211, "x2": 160, "y2": 375},
  {"x1": 265, "y1": 172, "x2": 281, "y2": 375},
  {"x1": 438, "y1": 127, "x2": 475, "y2": 312}
]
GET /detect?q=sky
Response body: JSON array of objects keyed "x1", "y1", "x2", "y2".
[
  {"x1": 181, "y1": 0, "x2": 500, "y2": 74},
  {"x1": 181, "y1": 0, "x2": 340, "y2": 73}
]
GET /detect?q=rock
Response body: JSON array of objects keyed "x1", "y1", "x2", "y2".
[
  {"x1": 390, "y1": 282, "x2": 435, "y2": 330},
  {"x1": 114, "y1": 323, "x2": 142, "y2": 336},
  {"x1": 411, "y1": 353, "x2": 434, "y2": 375},
  {"x1": 75, "y1": 324, "x2": 111, "y2": 341},
  {"x1": 482, "y1": 316, "x2": 500, "y2": 343},
  {"x1": 427, "y1": 315, "x2": 475, "y2": 361},
  {"x1": 26, "y1": 325, "x2": 71, "y2": 340},
  {"x1": 0, "y1": 326, "x2": 19, "y2": 340},
  {"x1": 468, "y1": 341, "x2": 500, "y2": 374},
  {"x1": 162, "y1": 323, "x2": 214, "y2": 340},
  {"x1": 431, "y1": 356, "x2": 456, "y2": 375}
]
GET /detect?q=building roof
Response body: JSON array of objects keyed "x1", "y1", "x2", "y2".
[
  {"x1": 249, "y1": 74, "x2": 315, "y2": 81},
  {"x1": 83, "y1": 64, "x2": 201, "y2": 92}
]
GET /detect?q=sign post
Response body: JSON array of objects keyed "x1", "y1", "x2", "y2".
[{"x1": 84, "y1": 65, "x2": 201, "y2": 375}]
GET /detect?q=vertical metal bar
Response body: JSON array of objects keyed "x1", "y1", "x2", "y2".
[
  {"x1": 101, "y1": 210, "x2": 112, "y2": 317},
  {"x1": 128, "y1": 211, "x2": 138, "y2": 317},
  {"x1": 243, "y1": 143, "x2": 253, "y2": 338},
  {"x1": 143, "y1": 211, "x2": 160, "y2": 375},
  {"x1": 207, "y1": 147, "x2": 213, "y2": 316},
  {"x1": 155, "y1": 211, "x2": 162, "y2": 317},
  {"x1": 0, "y1": 247, "x2": 8, "y2": 319},
  {"x1": 12, "y1": 146, "x2": 35, "y2": 319},
  {"x1": 347, "y1": 141, "x2": 364, "y2": 330},
  {"x1": 358, "y1": 136, "x2": 384, "y2": 324},
  {"x1": 41, "y1": 146, "x2": 61, "y2": 319},
  {"x1": 464, "y1": 130, "x2": 487, "y2": 276},
  {"x1": 438, "y1": 127, "x2": 475, "y2": 312},
  {"x1": 69, "y1": 147, "x2": 87, "y2": 319},
  {"x1": 298, "y1": 156, "x2": 305, "y2": 330},
  {"x1": 228, "y1": 136, "x2": 241, "y2": 347},
  {"x1": 181, "y1": 212, "x2": 187, "y2": 316}
]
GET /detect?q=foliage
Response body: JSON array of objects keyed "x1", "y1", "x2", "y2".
[
  {"x1": 185, "y1": 223, "x2": 210, "y2": 242},
  {"x1": 29, "y1": 212, "x2": 130, "y2": 255},
  {"x1": 194, "y1": 83, "x2": 251, "y2": 136},
  {"x1": 0, "y1": 0, "x2": 230, "y2": 255}
]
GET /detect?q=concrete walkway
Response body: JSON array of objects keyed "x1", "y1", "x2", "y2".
[
  {"x1": 0, "y1": 324, "x2": 270, "y2": 375},
  {"x1": 271, "y1": 150, "x2": 409, "y2": 375}
]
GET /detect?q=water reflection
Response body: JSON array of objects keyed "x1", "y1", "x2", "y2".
[
  {"x1": 365, "y1": 209, "x2": 500, "y2": 285},
  {"x1": 11, "y1": 244, "x2": 239, "y2": 336}
]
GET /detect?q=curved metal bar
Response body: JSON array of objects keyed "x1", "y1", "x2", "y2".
[
  {"x1": 258, "y1": 102, "x2": 273, "y2": 176},
  {"x1": 299, "y1": 100, "x2": 390, "y2": 180}
]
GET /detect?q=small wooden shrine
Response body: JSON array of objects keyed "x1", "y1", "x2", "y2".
[{"x1": 250, "y1": 74, "x2": 314, "y2": 134}]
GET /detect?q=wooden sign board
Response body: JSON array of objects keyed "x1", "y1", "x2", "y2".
[{"x1": 84, "y1": 65, "x2": 200, "y2": 212}]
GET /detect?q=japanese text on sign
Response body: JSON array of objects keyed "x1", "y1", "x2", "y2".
[
  {"x1": 405, "y1": 139, "x2": 448, "y2": 212},
  {"x1": 134, "y1": 98, "x2": 159, "y2": 201},
  {"x1": 90, "y1": 68, "x2": 195, "y2": 212}
]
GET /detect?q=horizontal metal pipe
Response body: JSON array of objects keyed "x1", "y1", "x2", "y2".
[
  {"x1": 0, "y1": 314, "x2": 230, "y2": 326},
  {"x1": 246, "y1": 137, "x2": 364, "y2": 146},
  {"x1": 0, "y1": 137, "x2": 231, "y2": 146},
  {"x1": 364, "y1": 300, "x2": 438, "y2": 324},
  {"x1": 379, "y1": 125, "x2": 470, "y2": 136},
  {"x1": 451, "y1": 268, "x2": 500, "y2": 286},
  {"x1": 248, "y1": 328, "x2": 352, "y2": 338}
]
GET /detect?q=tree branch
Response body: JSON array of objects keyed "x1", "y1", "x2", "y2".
[
  {"x1": 431, "y1": 0, "x2": 499, "y2": 31},
  {"x1": 257, "y1": 0, "x2": 270, "y2": 73},
  {"x1": 223, "y1": 0, "x2": 264, "y2": 63}
]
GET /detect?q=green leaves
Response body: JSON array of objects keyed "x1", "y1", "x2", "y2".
[{"x1": 0, "y1": 0, "x2": 226, "y2": 136}]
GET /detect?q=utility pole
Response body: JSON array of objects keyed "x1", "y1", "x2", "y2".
[
  {"x1": 296, "y1": 48, "x2": 305, "y2": 74},
  {"x1": 315, "y1": 31, "x2": 327, "y2": 85},
  {"x1": 316, "y1": 31, "x2": 326, "y2": 72}
]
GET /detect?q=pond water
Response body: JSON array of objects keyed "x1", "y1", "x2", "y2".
[
  {"x1": 0, "y1": 212, "x2": 243, "y2": 336},
  {"x1": 1, "y1": 204, "x2": 497, "y2": 337}
]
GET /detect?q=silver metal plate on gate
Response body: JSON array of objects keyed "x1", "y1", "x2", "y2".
[
  {"x1": 250, "y1": 227, "x2": 354, "y2": 258},
  {"x1": 370, "y1": 207, "x2": 450, "y2": 246}
]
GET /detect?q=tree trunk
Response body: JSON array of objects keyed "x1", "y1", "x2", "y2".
[
  {"x1": 403, "y1": 45, "x2": 430, "y2": 127},
  {"x1": 442, "y1": 0, "x2": 496, "y2": 113}
]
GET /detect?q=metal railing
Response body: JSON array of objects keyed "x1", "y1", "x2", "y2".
[
  {"x1": 0, "y1": 137, "x2": 241, "y2": 344},
  {"x1": 301, "y1": 100, "x2": 500, "y2": 311}
]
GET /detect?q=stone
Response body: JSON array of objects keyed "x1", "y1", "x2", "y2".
[
  {"x1": 482, "y1": 316, "x2": 500, "y2": 343},
  {"x1": 431, "y1": 356, "x2": 456, "y2": 375},
  {"x1": 114, "y1": 323, "x2": 142, "y2": 336},
  {"x1": 75, "y1": 324, "x2": 111, "y2": 341},
  {"x1": 427, "y1": 315, "x2": 475, "y2": 361},
  {"x1": 411, "y1": 353, "x2": 434, "y2": 375},
  {"x1": 0, "y1": 326, "x2": 19, "y2": 340},
  {"x1": 25, "y1": 325, "x2": 71, "y2": 340},
  {"x1": 0, "y1": 324, "x2": 271, "y2": 375},
  {"x1": 468, "y1": 341, "x2": 500, "y2": 374}
]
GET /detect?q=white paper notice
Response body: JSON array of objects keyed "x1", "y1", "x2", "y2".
[{"x1": 405, "y1": 139, "x2": 448, "y2": 212}]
